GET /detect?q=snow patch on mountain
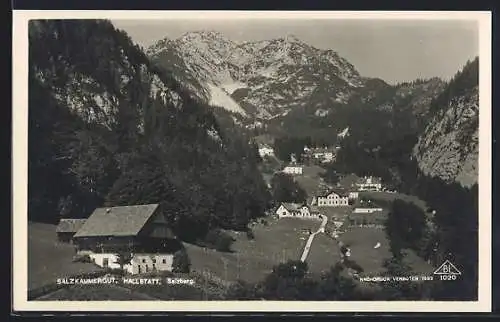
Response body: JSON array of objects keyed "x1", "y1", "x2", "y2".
[
  {"x1": 206, "y1": 83, "x2": 247, "y2": 116},
  {"x1": 148, "y1": 31, "x2": 364, "y2": 119},
  {"x1": 221, "y1": 81, "x2": 248, "y2": 95}
]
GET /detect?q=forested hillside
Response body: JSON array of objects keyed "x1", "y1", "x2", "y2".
[{"x1": 28, "y1": 19, "x2": 272, "y2": 243}]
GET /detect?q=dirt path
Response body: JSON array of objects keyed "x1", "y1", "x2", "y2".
[{"x1": 300, "y1": 215, "x2": 328, "y2": 262}]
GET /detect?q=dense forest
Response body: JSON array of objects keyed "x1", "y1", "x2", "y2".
[{"x1": 28, "y1": 19, "x2": 272, "y2": 244}]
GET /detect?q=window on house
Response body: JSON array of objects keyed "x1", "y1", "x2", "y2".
[
  {"x1": 162, "y1": 259, "x2": 166, "y2": 264},
  {"x1": 103, "y1": 258, "x2": 109, "y2": 267},
  {"x1": 142, "y1": 259, "x2": 146, "y2": 263},
  {"x1": 152, "y1": 259, "x2": 156, "y2": 264},
  {"x1": 145, "y1": 265, "x2": 148, "y2": 272}
]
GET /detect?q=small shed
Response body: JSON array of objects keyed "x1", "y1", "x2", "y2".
[{"x1": 56, "y1": 218, "x2": 87, "y2": 243}]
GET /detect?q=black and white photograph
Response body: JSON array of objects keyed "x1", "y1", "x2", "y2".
[{"x1": 12, "y1": 11, "x2": 492, "y2": 312}]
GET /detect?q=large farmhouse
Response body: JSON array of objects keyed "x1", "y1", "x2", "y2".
[
  {"x1": 355, "y1": 176, "x2": 383, "y2": 191},
  {"x1": 73, "y1": 204, "x2": 180, "y2": 275},
  {"x1": 312, "y1": 190, "x2": 350, "y2": 207},
  {"x1": 275, "y1": 203, "x2": 321, "y2": 220},
  {"x1": 56, "y1": 218, "x2": 87, "y2": 243}
]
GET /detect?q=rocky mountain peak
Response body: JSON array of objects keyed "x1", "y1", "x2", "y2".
[{"x1": 148, "y1": 31, "x2": 364, "y2": 118}]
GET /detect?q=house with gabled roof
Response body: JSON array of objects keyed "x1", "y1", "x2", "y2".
[
  {"x1": 355, "y1": 176, "x2": 383, "y2": 191},
  {"x1": 56, "y1": 218, "x2": 87, "y2": 243},
  {"x1": 275, "y1": 202, "x2": 321, "y2": 220},
  {"x1": 312, "y1": 189, "x2": 350, "y2": 207},
  {"x1": 73, "y1": 204, "x2": 179, "y2": 275}
]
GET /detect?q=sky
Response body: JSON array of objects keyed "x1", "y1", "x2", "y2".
[{"x1": 111, "y1": 18, "x2": 479, "y2": 85}]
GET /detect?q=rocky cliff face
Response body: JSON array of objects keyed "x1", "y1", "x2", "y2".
[
  {"x1": 148, "y1": 31, "x2": 363, "y2": 119},
  {"x1": 412, "y1": 58, "x2": 479, "y2": 187}
]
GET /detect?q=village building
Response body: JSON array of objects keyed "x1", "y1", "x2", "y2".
[
  {"x1": 258, "y1": 144, "x2": 275, "y2": 158},
  {"x1": 303, "y1": 147, "x2": 336, "y2": 164},
  {"x1": 353, "y1": 207, "x2": 384, "y2": 214},
  {"x1": 312, "y1": 190, "x2": 350, "y2": 207},
  {"x1": 56, "y1": 218, "x2": 87, "y2": 243},
  {"x1": 275, "y1": 203, "x2": 321, "y2": 220},
  {"x1": 348, "y1": 191, "x2": 359, "y2": 200},
  {"x1": 72, "y1": 204, "x2": 180, "y2": 275},
  {"x1": 282, "y1": 165, "x2": 303, "y2": 175},
  {"x1": 355, "y1": 176, "x2": 383, "y2": 191}
]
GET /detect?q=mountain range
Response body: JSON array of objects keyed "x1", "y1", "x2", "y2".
[
  {"x1": 147, "y1": 31, "x2": 364, "y2": 119},
  {"x1": 146, "y1": 30, "x2": 479, "y2": 187}
]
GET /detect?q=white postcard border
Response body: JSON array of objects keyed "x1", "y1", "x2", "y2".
[{"x1": 12, "y1": 10, "x2": 492, "y2": 312}]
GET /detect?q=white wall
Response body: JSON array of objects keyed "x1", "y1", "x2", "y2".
[
  {"x1": 277, "y1": 207, "x2": 321, "y2": 220},
  {"x1": 132, "y1": 254, "x2": 174, "y2": 275},
  {"x1": 317, "y1": 195, "x2": 349, "y2": 207},
  {"x1": 353, "y1": 208, "x2": 383, "y2": 214},
  {"x1": 276, "y1": 205, "x2": 291, "y2": 218},
  {"x1": 283, "y1": 166, "x2": 303, "y2": 174},
  {"x1": 88, "y1": 253, "x2": 124, "y2": 270},
  {"x1": 86, "y1": 252, "x2": 173, "y2": 275},
  {"x1": 259, "y1": 148, "x2": 274, "y2": 157}
]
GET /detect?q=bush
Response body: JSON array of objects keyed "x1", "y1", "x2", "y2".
[
  {"x1": 215, "y1": 234, "x2": 234, "y2": 252},
  {"x1": 172, "y1": 250, "x2": 191, "y2": 273},
  {"x1": 72, "y1": 254, "x2": 92, "y2": 263},
  {"x1": 204, "y1": 229, "x2": 234, "y2": 252}
]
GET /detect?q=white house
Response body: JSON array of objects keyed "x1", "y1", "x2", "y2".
[
  {"x1": 282, "y1": 166, "x2": 303, "y2": 175},
  {"x1": 276, "y1": 203, "x2": 321, "y2": 220},
  {"x1": 348, "y1": 191, "x2": 359, "y2": 200},
  {"x1": 355, "y1": 176, "x2": 383, "y2": 192},
  {"x1": 308, "y1": 147, "x2": 336, "y2": 164},
  {"x1": 258, "y1": 145, "x2": 275, "y2": 158},
  {"x1": 315, "y1": 191, "x2": 350, "y2": 207},
  {"x1": 321, "y1": 152, "x2": 335, "y2": 163}
]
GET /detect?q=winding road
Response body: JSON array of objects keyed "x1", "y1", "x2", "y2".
[{"x1": 300, "y1": 215, "x2": 328, "y2": 262}]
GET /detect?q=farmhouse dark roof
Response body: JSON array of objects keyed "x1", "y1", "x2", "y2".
[
  {"x1": 56, "y1": 218, "x2": 87, "y2": 233},
  {"x1": 281, "y1": 202, "x2": 303, "y2": 211},
  {"x1": 73, "y1": 204, "x2": 160, "y2": 238}
]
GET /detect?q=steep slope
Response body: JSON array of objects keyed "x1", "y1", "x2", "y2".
[
  {"x1": 412, "y1": 58, "x2": 479, "y2": 187},
  {"x1": 28, "y1": 20, "x2": 272, "y2": 241},
  {"x1": 147, "y1": 32, "x2": 363, "y2": 119}
]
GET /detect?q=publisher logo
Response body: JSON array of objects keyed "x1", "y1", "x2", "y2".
[{"x1": 433, "y1": 260, "x2": 461, "y2": 281}]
